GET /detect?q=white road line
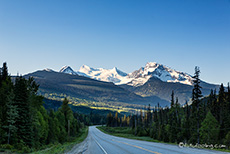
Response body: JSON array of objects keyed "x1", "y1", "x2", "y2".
[{"x1": 92, "y1": 136, "x2": 108, "y2": 154}]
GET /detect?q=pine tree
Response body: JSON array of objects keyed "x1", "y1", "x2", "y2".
[
  {"x1": 227, "y1": 83, "x2": 230, "y2": 103},
  {"x1": 210, "y1": 89, "x2": 219, "y2": 121},
  {"x1": 147, "y1": 104, "x2": 151, "y2": 126},
  {"x1": 168, "y1": 91, "x2": 177, "y2": 142},
  {"x1": 0, "y1": 62, "x2": 13, "y2": 144},
  {"x1": 182, "y1": 101, "x2": 190, "y2": 142},
  {"x1": 0, "y1": 65, "x2": 2, "y2": 87},
  {"x1": 14, "y1": 76, "x2": 33, "y2": 147},
  {"x1": 218, "y1": 84, "x2": 225, "y2": 124},
  {"x1": 2, "y1": 62, "x2": 9, "y2": 81},
  {"x1": 3, "y1": 90, "x2": 18, "y2": 144},
  {"x1": 60, "y1": 98, "x2": 74, "y2": 140},
  {"x1": 47, "y1": 109, "x2": 60, "y2": 144},
  {"x1": 56, "y1": 110, "x2": 67, "y2": 143},
  {"x1": 190, "y1": 66, "x2": 202, "y2": 144},
  {"x1": 200, "y1": 111, "x2": 220, "y2": 144},
  {"x1": 171, "y1": 90, "x2": 175, "y2": 108}
]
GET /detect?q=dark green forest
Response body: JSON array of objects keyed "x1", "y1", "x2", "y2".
[
  {"x1": 0, "y1": 63, "x2": 101, "y2": 153},
  {"x1": 106, "y1": 67, "x2": 230, "y2": 149}
]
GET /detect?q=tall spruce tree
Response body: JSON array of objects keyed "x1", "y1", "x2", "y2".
[
  {"x1": 228, "y1": 83, "x2": 230, "y2": 103},
  {"x1": 191, "y1": 66, "x2": 202, "y2": 144},
  {"x1": 4, "y1": 90, "x2": 18, "y2": 144},
  {"x1": 218, "y1": 84, "x2": 225, "y2": 124},
  {"x1": 60, "y1": 98, "x2": 74, "y2": 137},
  {"x1": 14, "y1": 76, "x2": 33, "y2": 147},
  {"x1": 0, "y1": 62, "x2": 12, "y2": 144},
  {"x1": 169, "y1": 91, "x2": 176, "y2": 142},
  {"x1": 182, "y1": 101, "x2": 190, "y2": 142},
  {"x1": 0, "y1": 65, "x2": 2, "y2": 87},
  {"x1": 2, "y1": 62, "x2": 8, "y2": 81}
]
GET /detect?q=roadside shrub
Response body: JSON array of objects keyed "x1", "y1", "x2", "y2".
[
  {"x1": 0, "y1": 144, "x2": 13, "y2": 149},
  {"x1": 22, "y1": 145, "x2": 31, "y2": 153}
]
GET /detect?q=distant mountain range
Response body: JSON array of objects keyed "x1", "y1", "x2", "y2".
[
  {"x1": 59, "y1": 62, "x2": 194, "y2": 87},
  {"x1": 24, "y1": 62, "x2": 219, "y2": 108},
  {"x1": 24, "y1": 70, "x2": 169, "y2": 108}
]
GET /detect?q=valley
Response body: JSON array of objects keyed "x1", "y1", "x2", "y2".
[{"x1": 23, "y1": 62, "x2": 219, "y2": 113}]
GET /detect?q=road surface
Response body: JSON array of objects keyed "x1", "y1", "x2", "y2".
[{"x1": 68, "y1": 126, "x2": 229, "y2": 154}]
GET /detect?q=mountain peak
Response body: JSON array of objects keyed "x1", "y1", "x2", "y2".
[
  {"x1": 126, "y1": 62, "x2": 193, "y2": 86},
  {"x1": 60, "y1": 66, "x2": 77, "y2": 75},
  {"x1": 81, "y1": 64, "x2": 90, "y2": 70},
  {"x1": 146, "y1": 62, "x2": 158, "y2": 66}
]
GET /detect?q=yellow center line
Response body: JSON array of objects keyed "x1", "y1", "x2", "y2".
[{"x1": 112, "y1": 139, "x2": 162, "y2": 154}]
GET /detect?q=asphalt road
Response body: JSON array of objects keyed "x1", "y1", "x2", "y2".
[{"x1": 68, "y1": 126, "x2": 229, "y2": 154}]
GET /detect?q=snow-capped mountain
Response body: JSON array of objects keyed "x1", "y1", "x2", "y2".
[
  {"x1": 126, "y1": 62, "x2": 193, "y2": 87},
  {"x1": 78, "y1": 65, "x2": 131, "y2": 84},
  {"x1": 58, "y1": 62, "x2": 193, "y2": 87}
]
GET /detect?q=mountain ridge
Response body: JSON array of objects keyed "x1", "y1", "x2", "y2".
[
  {"x1": 35, "y1": 62, "x2": 219, "y2": 106},
  {"x1": 24, "y1": 70, "x2": 169, "y2": 106},
  {"x1": 57, "y1": 62, "x2": 202, "y2": 87}
]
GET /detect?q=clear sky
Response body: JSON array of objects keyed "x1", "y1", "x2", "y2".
[{"x1": 0, "y1": 0, "x2": 229, "y2": 85}]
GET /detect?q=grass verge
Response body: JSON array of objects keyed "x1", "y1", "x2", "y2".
[
  {"x1": 97, "y1": 126, "x2": 230, "y2": 153},
  {"x1": 31, "y1": 126, "x2": 88, "y2": 154}
]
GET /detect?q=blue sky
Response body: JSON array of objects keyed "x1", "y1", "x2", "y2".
[{"x1": 0, "y1": 0, "x2": 229, "y2": 85}]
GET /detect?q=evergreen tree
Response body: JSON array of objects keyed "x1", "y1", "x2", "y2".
[
  {"x1": 227, "y1": 83, "x2": 230, "y2": 103},
  {"x1": 56, "y1": 110, "x2": 67, "y2": 143},
  {"x1": 47, "y1": 109, "x2": 59, "y2": 144},
  {"x1": 171, "y1": 90, "x2": 175, "y2": 108},
  {"x1": 218, "y1": 84, "x2": 225, "y2": 124},
  {"x1": 210, "y1": 89, "x2": 219, "y2": 121},
  {"x1": 0, "y1": 64, "x2": 2, "y2": 87},
  {"x1": 182, "y1": 101, "x2": 190, "y2": 142},
  {"x1": 2, "y1": 62, "x2": 9, "y2": 81},
  {"x1": 218, "y1": 83, "x2": 229, "y2": 142},
  {"x1": 3, "y1": 90, "x2": 18, "y2": 144},
  {"x1": 200, "y1": 111, "x2": 220, "y2": 144},
  {"x1": 32, "y1": 107, "x2": 48, "y2": 148},
  {"x1": 147, "y1": 104, "x2": 151, "y2": 127},
  {"x1": 14, "y1": 76, "x2": 33, "y2": 147},
  {"x1": 168, "y1": 91, "x2": 177, "y2": 142},
  {"x1": 60, "y1": 98, "x2": 74, "y2": 140},
  {"x1": 0, "y1": 62, "x2": 13, "y2": 144},
  {"x1": 224, "y1": 131, "x2": 230, "y2": 149},
  {"x1": 190, "y1": 66, "x2": 202, "y2": 144}
]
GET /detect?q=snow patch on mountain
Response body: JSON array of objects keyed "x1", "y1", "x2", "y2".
[
  {"x1": 78, "y1": 65, "x2": 131, "y2": 84},
  {"x1": 44, "y1": 68, "x2": 54, "y2": 72}
]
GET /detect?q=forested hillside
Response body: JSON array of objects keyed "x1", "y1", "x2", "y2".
[
  {"x1": 120, "y1": 76, "x2": 219, "y2": 105},
  {"x1": 0, "y1": 63, "x2": 88, "y2": 153},
  {"x1": 106, "y1": 67, "x2": 230, "y2": 149}
]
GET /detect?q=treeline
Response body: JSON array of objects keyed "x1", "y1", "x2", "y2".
[
  {"x1": 74, "y1": 112, "x2": 106, "y2": 126},
  {"x1": 0, "y1": 63, "x2": 84, "y2": 152},
  {"x1": 107, "y1": 67, "x2": 230, "y2": 148},
  {"x1": 43, "y1": 98, "x2": 107, "y2": 126}
]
